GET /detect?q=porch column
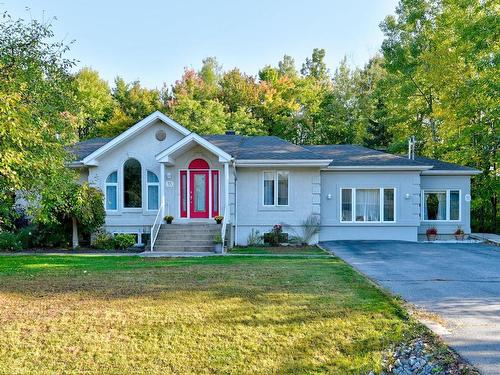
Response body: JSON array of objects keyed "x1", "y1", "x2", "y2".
[
  {"x1": 160, "y1": 162, "x2": 165, "y2": 218},
  {"x1": 224, "y1": 162, "x2": 229, "y2": 220}
]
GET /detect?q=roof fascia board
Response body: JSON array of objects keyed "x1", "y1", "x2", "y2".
[
  {"x1": 82, "y1": 111, "x2": 190, "y2": 165},
  {"x1": 322, "y1": 165, "x2": 433, "y2": 171},
  {"x1": 421, "y1": 170, "x2": 481, "y2": 176}
]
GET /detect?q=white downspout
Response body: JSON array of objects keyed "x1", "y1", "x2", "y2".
[
  {"x1": 224, "y1": 161, "x2": 229, "y2": 222},
  {"x1": 231, "y1": 159, "x2": 238, "y2": 246}
]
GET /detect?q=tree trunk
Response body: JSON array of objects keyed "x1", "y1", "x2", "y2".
[{"x1": 72, "y1": 217, "x2": 79, "y2": 249}]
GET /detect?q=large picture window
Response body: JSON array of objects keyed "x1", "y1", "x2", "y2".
[
  {"x1": 422, "y1": 190, "x2": 460, "y2": 221},
  {"x1": 105, "y1": 171, "x2": 118, "y2": 210},
  {"x1": 340, "y1": 188, "x2": 395, "y2": 223},
  {"x1": 263, "y1": 171, "x2": 289, "y2": 206},
  {"x1": 123, "y1": 158, "x2": 142, "y2": 208},
  {"x1": 147, "y1": 171, "x2": 159, "y2": 210}
]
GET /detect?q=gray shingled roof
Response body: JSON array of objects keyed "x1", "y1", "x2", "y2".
[
  {"x1": 203, "y1": 135, "x2": 326, "y2": 160},
  {"x1": 413, "y1": 156, "x2": 479, "y2": 172},
  {"x1": 302, "y1": 145, "x2": 429, "y2": 167},
  {"x1": 68, "y1": 137, "x2": 113, "y2": 160},
  {"x1": 68, "y1": 136, "x2": 477, "y2": 172}
]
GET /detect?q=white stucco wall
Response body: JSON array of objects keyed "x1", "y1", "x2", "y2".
[
  {"x1": 419, "y1": 175, "x2": 472, "y2": 237},
  {"x1": 234, "y1": 167, "x2": 321, "y2": 245},
  {"x1": 319, "y1": 171, "x2": 421, "y2": 241},
  {"x1": 79, "y1": 116, "x2": 475, "y2": 246},
  {"x1": 87, "y1": 119, "x2": 185, "y2": 239}
]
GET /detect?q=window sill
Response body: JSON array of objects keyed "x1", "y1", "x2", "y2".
[
  {"x1": 340, "y1": 221, "x2": 397, "y2": 225},
  {"x1": 259, "y1": 206, "x2": 293, "y2": 212},
  {"x1": 421, "y1": 220, "x2": 461, "y2": 223}
]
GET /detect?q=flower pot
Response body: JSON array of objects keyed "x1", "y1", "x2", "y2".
[
  {"x1": 214, "y1": 243, "x2": 223, "y2": 254},
  {"x1": 426, "y1": 234, "x2": 437, "y2": 241},
  {"x1": 454, "y1": 234, "x2": 465, "y2": 241},
  {"x1": 166, "y1": 220, "x2": 173, "y2": 224},
  {"x1": 215, "y1": 220, "x2": 223, "y2": 224}
]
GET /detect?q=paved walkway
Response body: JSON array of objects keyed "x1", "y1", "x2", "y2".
[
  {"x1": 470, "y1": 233, "x2": 500, "y2": 245},
  {"x1": 140, "y1": 251, "x2": 217, "y2": 257},
  {"x1": 320, "y1": 240, "x2": 500, "y2": 375}
]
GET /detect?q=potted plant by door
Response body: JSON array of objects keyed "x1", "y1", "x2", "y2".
[
  {"x1": 164, "y1": 215, "x2": 174, "y2": 224},
  {"x1": 213, "y1": 234, "x2": 223, "y2": 253},
  {"x1": 214, "y1": 215, "x2": 224, "y2": 224},
  {"x1": 454, "y1": 226, "x2": 465, "y2": 241},
  {"x1": 426, "y1": 227, "x2": 438, "y2": 241}
]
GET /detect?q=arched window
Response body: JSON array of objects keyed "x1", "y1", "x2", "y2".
[
  {"x1": 123, "y1": 158, "x2": 142, "y2": 208},
  {"x1": 147, "y1": 171, "x2": 159, "y2": 210},
  {"x1": 105, "y1": 171, "x2": 118, "y2": 210},
  {"x1": 189, "y1": 158, "x2": 210, "y2": 169}
]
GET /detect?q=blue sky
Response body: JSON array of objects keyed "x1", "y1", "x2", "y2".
[{"x1": 5, "y1": 0, "x2": 398, "y2": 89}]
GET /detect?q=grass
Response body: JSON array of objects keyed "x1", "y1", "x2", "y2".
[
  {"x1": 228, "y1": 245, "x2": 328, "y2": 255},
  {"x1": 0, "y1": 254, "x2": 420, "y2": 374}
]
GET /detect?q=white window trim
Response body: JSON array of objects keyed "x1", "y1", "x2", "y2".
[
  {"x1": 105, "y1": 171, "x2": 118, "y2": 212},
  {"x1": 421, "y1": 189, "x2": 461, "y2": 222},
  {"x1": 262, "y1": 170, "x2": 290, "y2": 207},
  {"x1": 146, "y1": 170, "x2": 160, "y2": 211},
  {"x1": 339, "y1": 187, "x2": 397, "y2": 223}
]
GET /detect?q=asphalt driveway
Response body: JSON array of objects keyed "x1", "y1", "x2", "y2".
[{"x1": 321, "y1": 240, "x2": 500, "y2": 375}]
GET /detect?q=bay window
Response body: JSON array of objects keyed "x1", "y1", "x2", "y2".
[
  {"x1": 422, "y1": 190, "x2": 460, "y2": 221},
  {"x1": 263, "y1": 171, "x2": 289, "y2": 206},
  {"x1": 340, "y1": 188, "x2": 395, "y2": 223}
]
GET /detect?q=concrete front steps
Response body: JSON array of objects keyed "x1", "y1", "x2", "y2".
[{"x1": 150, "y1": 223, "x2": 221, "y2": 252}]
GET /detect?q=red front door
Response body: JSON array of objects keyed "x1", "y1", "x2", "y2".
[{"x1": 189, "y1": 170, "x2": 209, "y2": 218}]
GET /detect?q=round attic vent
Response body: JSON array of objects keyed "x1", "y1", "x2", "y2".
[{"x1": 155, "y1": 129, "x2": 166, "y2": 141}]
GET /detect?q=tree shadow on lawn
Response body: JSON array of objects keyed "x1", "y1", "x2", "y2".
[
  {"x1": 0, "y1": 256, "x2": 399, "y2": 305},
  {"x1": 0, "y1": 255, "x2": 409, "y2": 321},
  {"x1": 0, "y1": 255, "x2": 417, "y2": 374}
]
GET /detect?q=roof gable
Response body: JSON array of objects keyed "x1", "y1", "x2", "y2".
[
  {"x1": 81, "y1": 111, "x2": 190, "y2": 165},
  {"x1": 156, "y1": 133, "x2": 232, "y2": 164}
]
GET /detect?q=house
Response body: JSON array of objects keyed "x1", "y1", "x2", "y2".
[{"x1": 69, "y1": 111, "x2": 481, "y2": 250}]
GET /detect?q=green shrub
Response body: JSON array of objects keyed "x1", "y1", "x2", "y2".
[
  {"x1": 16, "y1": 226, "x2": 35, "y2": 248},
  {"x1": 30, "y1": 223, "x2": 71, "y2": 248},
  {"x1": 114, "y1": 234, "x2": 136, "y2": 250},
  {"x1": 0, "y1": 231, "x2": 22, "y2": 251},
  {"x1": 93, "y1": 231, "x2": 136, "y2": 250},
  {"x1": 93, "y1": 231, "x2": 115, "y2": 250},
  {"x1": 263, "y1": 225, "x2": 288, "y2": 246}
]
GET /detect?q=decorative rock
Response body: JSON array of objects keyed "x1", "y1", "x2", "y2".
[{"x1": 367, "y1": 335, "x2": 478, "y2": 375}]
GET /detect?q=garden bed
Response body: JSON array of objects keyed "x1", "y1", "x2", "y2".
[
  {"x1": 228, "y1": 245, "x2": 328, "y2": 255},
  {"x1": 0, "y1": 247, "x2": 143, "y2": 254}
]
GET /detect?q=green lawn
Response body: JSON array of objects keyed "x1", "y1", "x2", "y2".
[
  {"x1": 0, "y1": 255, "x2": 419, "y2": 374},
  {"x1": 228, "y1": 245, "x2": 328, "y2": 255}
]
